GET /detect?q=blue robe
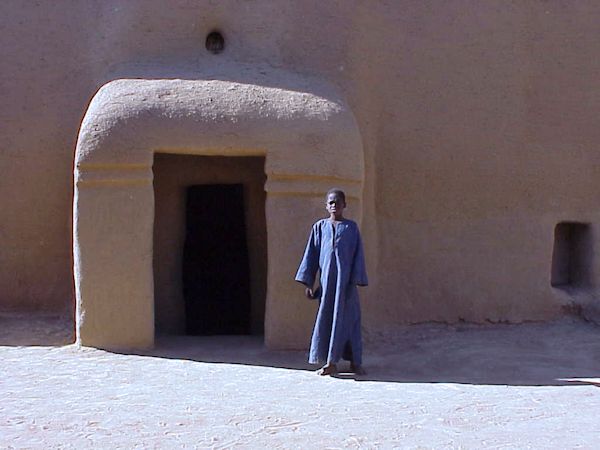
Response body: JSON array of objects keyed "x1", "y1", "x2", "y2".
[{"x1": 295, "y1": 218, "x2": 368, "y2": 365}]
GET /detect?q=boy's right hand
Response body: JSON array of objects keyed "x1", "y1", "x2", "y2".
[{"x1": 305, "y1": 286, "x2": 322, "y2": 299}]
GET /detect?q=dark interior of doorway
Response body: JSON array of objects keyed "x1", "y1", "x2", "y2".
[{"x1": 183, "y1": 184, "x2": 252, "y2": 335}]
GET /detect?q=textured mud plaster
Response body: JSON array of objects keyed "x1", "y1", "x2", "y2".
[{"x1": 73, "y1": 72, "x2": 364, "y2": 350}]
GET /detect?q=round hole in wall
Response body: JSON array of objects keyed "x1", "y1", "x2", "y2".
[{"x1": 205, "y1": 31, "x2": 225, "y2": 54}]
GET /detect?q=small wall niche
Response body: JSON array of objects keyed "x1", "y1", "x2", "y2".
[
  {"x1": 551, "y1": 222, "x2": 593, "y2": 289},
  {"x1": 205, "y1": 31, "x2": 225, "y2": 54}
]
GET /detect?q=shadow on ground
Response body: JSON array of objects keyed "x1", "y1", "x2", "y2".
[
  {"x1": 360, "y1": 318, "x2": 600, "y2": 386},
  {"x1": 2, "y1": 312, "x2": 600, "y2": 387},
  {"x1": 0, "y1": 312, "x2": 74, "y2": 346},
  {"x1": 133, "y1": 317, "x2": 600, "y2": 387}
]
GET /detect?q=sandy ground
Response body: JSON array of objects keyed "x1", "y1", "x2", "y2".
[{"x1": 1, "y1": 313, "x2": 600, "y2": 449}]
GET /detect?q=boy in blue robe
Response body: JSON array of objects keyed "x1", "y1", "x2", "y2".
[{"x1": 295, "y1": 189, "x2": 369, "y2": 376}]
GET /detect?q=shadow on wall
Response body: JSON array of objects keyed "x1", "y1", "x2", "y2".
[{"x1": 116, "y1": 318, "x2": 600, "y2": 387}]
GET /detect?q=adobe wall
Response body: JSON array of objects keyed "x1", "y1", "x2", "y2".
[{"x1": 2, "y1": 1, "x2": 600, "y2": 331}]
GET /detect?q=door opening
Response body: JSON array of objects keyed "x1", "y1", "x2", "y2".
[
  {"x1": 183, "y1": 184, "x2": 251, "y2": 335},
  {"x1": 153, "y1": 154, "x2": 267, "y2": 337}
]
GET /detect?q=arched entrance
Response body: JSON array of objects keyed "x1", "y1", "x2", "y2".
[{"x1": 73, "y1": 73, "x2": 364, "y2": 350}]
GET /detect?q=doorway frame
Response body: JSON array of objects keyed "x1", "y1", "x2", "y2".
[
  {"x1": 73, "y1": 75, "x2": 364, "y2": 350},
  {"x1": 153, "y1": 155, "x2": 267, "y2": 337}
]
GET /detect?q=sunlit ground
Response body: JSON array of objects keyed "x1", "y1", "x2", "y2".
[{"x1": 1, "y1": 313, "x2": 599, "y2": 448}]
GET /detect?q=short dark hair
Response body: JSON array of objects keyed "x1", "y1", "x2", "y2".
[{"x1": 326, "y1": 188, "x2": 346, "y2": 204}]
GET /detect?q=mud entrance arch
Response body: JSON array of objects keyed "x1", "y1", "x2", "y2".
[{"x1": 73, "y1": 73, "x2": 364, "y2": 350}]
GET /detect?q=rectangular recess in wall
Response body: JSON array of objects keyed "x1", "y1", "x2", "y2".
[{"x1": 551, "y1": 222, "x2": 592, "y2": 289}]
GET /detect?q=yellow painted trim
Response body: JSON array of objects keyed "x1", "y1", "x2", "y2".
[
  {"x1": 76, "y1": 163, "x2": 151, "y2": 171},
  {"x1": 76, "y1": 179, "x2": 152, "y2": 187},
  {"x1": 266, "y1": 191, "x2": 360, "y2": 201},
  {"x1": 268, "y1": 173, "x2": 362, "y2": 184}
]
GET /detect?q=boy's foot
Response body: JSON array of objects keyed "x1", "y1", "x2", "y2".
[
  {"x1": 316, "y1": 363, "x2": 337, "y2": 376},
  {"x1": 350, "y1": 363, "x2": 366, "y2": 375}
]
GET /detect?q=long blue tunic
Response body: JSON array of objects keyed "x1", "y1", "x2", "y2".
[{"x1": 295, "y1": 218, "x2": 368, "y2": 365}]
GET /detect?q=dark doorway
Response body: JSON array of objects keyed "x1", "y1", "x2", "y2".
[
  {"x1": 153, "y1": 155, "x2": 266, "y2": 337},
  {"x1": 183, "y1": 184, "x2": 252, "y2": 335}
]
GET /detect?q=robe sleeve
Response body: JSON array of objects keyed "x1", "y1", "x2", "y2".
[
  {"x1": 351, "y1": 227, "x2": 369, "y2": 286},
  {"x1": 295, "y1": 223, "x2": 321, "y2": 288}
]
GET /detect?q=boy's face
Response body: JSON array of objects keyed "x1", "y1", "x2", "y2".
[{"x1": 326, "y1": 193, "x2": 346, "y2": 219}]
